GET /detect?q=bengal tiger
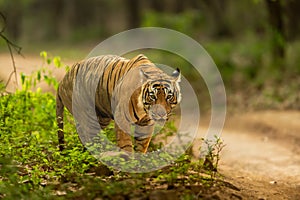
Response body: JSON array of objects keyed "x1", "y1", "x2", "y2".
[{"x1": 56, "y1": 54, "x2": 181, "y2": 153}]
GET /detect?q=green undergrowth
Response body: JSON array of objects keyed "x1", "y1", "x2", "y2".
[{"x1": 0, "y1": 52, "x2": 225, "y2": 199}]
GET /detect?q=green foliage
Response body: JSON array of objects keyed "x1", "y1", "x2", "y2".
[
  {"x1": 201, "y1": 137, "x2": 225, "y2": 178},
  {"x1": 20, "y1": 51, "x2": 68, "y2": 92},
  {"x1": 0, "y1": 88, "x2": 99, "y2": 193},
  {"x1": 142, "y1": 10, "x2": 202, "y2": 36},
  {"x1": 205, "y1": 41, "x2": 236, "y2": 83}
]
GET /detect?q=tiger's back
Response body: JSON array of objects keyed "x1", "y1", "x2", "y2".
[{"x1": 58, "y1": 54, "x2": 151, "y2": 116}]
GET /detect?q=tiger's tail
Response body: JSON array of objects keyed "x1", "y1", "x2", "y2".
[{"x1": 56, "y1": 92, "x2": 65, "y2": 151}]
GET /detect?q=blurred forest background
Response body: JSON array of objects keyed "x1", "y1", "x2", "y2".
[
  {"x1": 1, "y1": 0, "x2": 299, "y2": 110},
  {"x1": 1, "y1": 1, "x2": 300, "y2": 199}
]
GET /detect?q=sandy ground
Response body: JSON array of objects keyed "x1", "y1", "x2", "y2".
[
  {"x1": 218, "y1": 111, "x2": 300, "y2": 199},
  {"x1": 0, "y1": 53, "x2": 70, "y2": 93},
  {"x1": 1, "y1": 53, "x2": 299, "y2": 199}
]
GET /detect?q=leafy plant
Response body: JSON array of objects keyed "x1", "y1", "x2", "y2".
[{"x1": 200, "y1": 137, "x2": 226, "y2": 178}]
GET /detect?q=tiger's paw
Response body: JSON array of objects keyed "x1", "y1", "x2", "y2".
[{"x1": 100, "y1": 150, "x2": 132, "y2": 162}]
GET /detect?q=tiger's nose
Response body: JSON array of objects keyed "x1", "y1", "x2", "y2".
[{"x1": 150, "y1": 104, "x2": 168, "y2": 120}]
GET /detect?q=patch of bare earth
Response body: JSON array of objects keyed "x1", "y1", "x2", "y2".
[
  {"x1": 217, "y1": 111, "x2": 300, "y2": 199},
  {"x1": 0, "y1": 53, "x2": 71, "y2": 93}
]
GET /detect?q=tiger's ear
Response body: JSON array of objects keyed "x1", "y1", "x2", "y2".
[
  {"x1": 139, "y1": 69, "x2": 150, "y2": 83},
  {"x1": 172, "y1": 68, "x2": 181, "y2": 82}
]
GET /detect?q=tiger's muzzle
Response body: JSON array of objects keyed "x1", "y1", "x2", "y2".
[{"x1": 148, "y1": 104, "x2": 169, "y2": 122}]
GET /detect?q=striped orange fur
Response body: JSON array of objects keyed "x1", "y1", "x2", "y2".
[{"x1": 56, "y1": 54, "x2": 181, "y2": 153}]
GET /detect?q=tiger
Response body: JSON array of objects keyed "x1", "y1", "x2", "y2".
[{"x1": 56, "y1": 54, "x2": 181, "y2": 153}]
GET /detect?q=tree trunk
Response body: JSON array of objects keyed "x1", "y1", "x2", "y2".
[
  {"x1": 151, "y1": 0, "x2": 165, "y2": 12},
  {"x1": 285, "y1": 0, "x2": 300, "y2": 41},
  {"x1": 4, "y1": 3, "x2": 22, "y2": 40},
  {"x1": 266, "y1": 0, "x2": 285, "y2": 60},
  {"x1": 126, "y1": 0, "x2": 141, "y2": 29},
  {"x1": 200, "y1": 0, "x2": 231, "y2": 37}
]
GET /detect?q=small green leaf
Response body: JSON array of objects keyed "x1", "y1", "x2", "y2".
[
  {"x1": 21, "y1": 73, "x2": 25, "y2": 85},
  {"x1": 65, "y1": 65, "x2": 70, "y2": 72},
  {"x1": 40, "y1": 51, "x2": 47, "y2": 59},
  {"x1": 42, "y1": 158, "x2": 49, "y2": 164},
  {"x1": 37, "y1": 71, "x2": 41, "y2": 81},
  {"x1": 53, "y1": 56, "x2": 61, "y2": 68}
]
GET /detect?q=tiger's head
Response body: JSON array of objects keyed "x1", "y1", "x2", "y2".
[{"x1": 139, "y1": 68, "x2": 181, "y2": 122}]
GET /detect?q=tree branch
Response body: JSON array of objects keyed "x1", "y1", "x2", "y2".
[{"x1": 0, "y1": 12, "x2": 23, "y2": 89}]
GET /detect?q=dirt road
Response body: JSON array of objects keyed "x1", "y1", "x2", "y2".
[
  {"x1": 218, "y1": 111, "x2": 300, "y2": 199},
  {"x1": 0, "y1": 53, "x2": 69, "y2": 93},
  {"x1": 1, "y1": 53, "x2": 299, "y2": 199}
]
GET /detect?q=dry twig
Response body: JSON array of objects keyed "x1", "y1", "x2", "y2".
[{"x1": 0, "y1": 12, "x2": 23, "y2": 89}]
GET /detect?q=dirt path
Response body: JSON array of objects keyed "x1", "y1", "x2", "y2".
[
  {"x1": 218, "y1": 111, "x2": 300, "y2": 199},
  {"x1": 0, "y1": 53, "x2": 71, "y2": 93},
  {"x1": 1, "y1": 53, "x2": 299, "y2": 199}
]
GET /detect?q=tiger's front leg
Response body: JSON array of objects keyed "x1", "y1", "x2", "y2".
[
  {"x1": 133, "y1": 125, "x2": 154, "y2": 153},
  {"x1": 115, "y1": 123, "x2": 133, "y2": 152}
]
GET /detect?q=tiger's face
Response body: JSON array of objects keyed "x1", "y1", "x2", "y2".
[{"x1": 140, "y1": 68, "x2": 181, "y2": 122}]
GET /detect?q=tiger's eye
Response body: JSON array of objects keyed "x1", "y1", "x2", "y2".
[
  {"x1": 166, "y1": 93, "x2": 173, "y2": 100},
  {"x1": 149, "y1": 92, "x2": 156, "y2": 100}
]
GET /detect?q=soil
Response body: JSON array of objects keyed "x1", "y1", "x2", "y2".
[
  {"x1": 0, "y1": 53, "x2": 70, "y2": 93},
  {"x1": 1, "y1": 53, "x2": 299, "y2": 199},
  {"x1": 217, "y1": 111, "x2": 300, "y2": 199}
]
